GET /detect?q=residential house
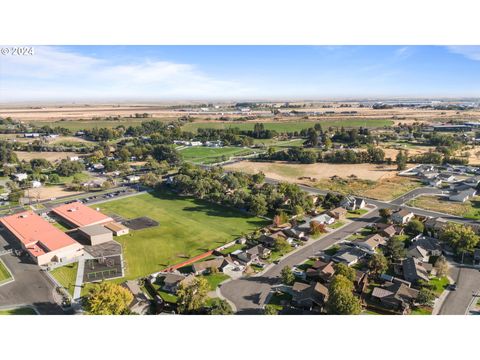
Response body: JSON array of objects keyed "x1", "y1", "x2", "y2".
[
  {"x1": 391, "y1": 209, "x2": 414, "y2": 225},
  {"x1": 306, "y1": 260, "x2": 336, "y2": 283},
  {"x1": 237, "y1": 245, "x2": 271, "y2": 264},
  {"x1": 13, "y1": 173, "x2": 28, "y2": 182},
  {"x1": 425, "y1": 217, "x2": 448, "y2": 238},
  {"x1": 126, "y1": 175, "x2": 141, "y2": 184},
  {"x1": 161, "y1": 273, "x2": 195, "y2": 294},
  {"x1": 258, "y1": 231, "x2": 287, "y2": 248},
  {"x1": 192, "y1": 256, "x2": 233, "y2": 275},
  {"x1": 291, "y1": 281, "x2": 329, "y2": 312},
  {"x1": 311, "y1": 213, "x2": 335, "y2": 225},
  {"x1": 438, "y1": 173, "x2": 456, "y2": 183},
  {"x1": 356, "y1": 233, "x2": 387, "y2": 253},
  {"x1": 340, "y1": 196, "x2": 366, "y2": 211},
  {"x1": 371, "y1": 282, "x2": 419, "y2": 313},
  {"x1": 328, "y1": 207, "x2": 347, "y2": 220},
  {"x1": 377, "y1": 224, "x2": 397, "y2": 238},
  {"x1": 449, "y1": 188, "x2": 476, "y2": 202},
  {"x1": 283, "y1": 228, "x2": 305, "y2": 240},
  {"x1": 402, "y1": 257, "x2": 432, "y2": 283},
  {"x1": 407, "y1": 235, "x2": 442, "y2": 261},
  {"x1": 354, "y1": 270, "x2": 369, "y2": 294},
  {"x1": 332, "y1": 247, "x2": 366, "y2": 266},
  {"x1": 122, "y1": 280, "x2": 151, "y2": 315}
]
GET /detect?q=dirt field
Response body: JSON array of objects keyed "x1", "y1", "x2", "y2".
[
  {"x1": 15, "y1": 151, "x2": 79, "y2": 162},
  {"x1": 225, "y1": 161, "x2": 403, "y2": 182},
  {"x1": 25, "y1": 185, "x2": 82, "y2": 201},
  {"x1": 381, "y1": 146, "x2": 436, "y2": 160}
]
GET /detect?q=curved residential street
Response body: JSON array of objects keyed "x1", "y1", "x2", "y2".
[
  {"x1": 439, "y1": 266, "x2": 480, "y2": 315},
  {"x1": 220, "y1": 210, "x2": 380, "y2": 314}
]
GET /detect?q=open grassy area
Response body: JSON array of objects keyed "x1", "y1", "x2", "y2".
[
  {"x1": 182, "y1": 119, "x2": 393, "y2": 133},
  {"x1": 428, "y1": 276, "x2": 450, "y2": 296},
  {"x1": 267, "y1": 291, "x2": 293, "y2": 311},
  {"x1": 407, "y1": 195, "x2": 480, "y2": 220},
  {"x1": 178, "y1": 146, "x2": 256, "y2": 164},
  {"x1": 314, "y1": 176, "x2": 422, "y2": 201},
  {"x1": 411, "y1": 307, "x2": 432, "y2": 315},
  {"x1": 0, "y1": 259, "x2": 12, "y2": 283},
  {"x1": 0, "y1": 307, "x2": 37, "y2": 315},
  {"x1": 329, "y1": 220, "x2": 346, "y2": 229},
  {"x1": 346, "y1": 209, "x2": 369, "y2": 218},
  {"x1": 27, "y1": 118, "x2": 150, "y2": 131},
  {"x1": 49, "y1": 263, "x2": 78, "y2": 296},
  {"x1": 200, "y1": 273, "x2": 230, "y2": 291},
  {"x1": 94, "y1": 190, "x2": 268, "y2": 279}
]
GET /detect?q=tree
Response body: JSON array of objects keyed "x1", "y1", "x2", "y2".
[
  {"x1": 48, "y1": 173, "x2": 61, "y2": 184},
  {"x1": 273, "y1": 211, "x2": 289, "y2": 227},
  {"x1": 333, "y1": 263, "x2": 356, "y2": 282},
  {"x1": 417, "y1": 287, "x2": 436, "y2": 307},
  {"x1": 440, "y1": 223, "x2": 479, "y2": 259},
  {"x1": 249, "y1": 194, "x2": 268, "y2": 216},
  {"x1": 384, "y1": 235, "x2": 407, "y2": 262},
  {"x1": 396, "y1": 150, "x2": 408, "y2": 170},
  {"x1": 152, "y1": 144, "x2": 181, "y2": 165},
  {"x1": 434, "y1": 256, "x2": 449, "y2": 277},
  {"x1": 379, "y1": 208, "x2": 392, "y2": 220},
  {"x1": 55, "y1": 159, "x2": 85, "y2": 176},
  {"x1": 264, "y1": 304, "x2": 278, "y2": 315},
  {"x1": 405, "y1": 219, "x2": 424, "y2": 236},
  {"x1": 368, "y1": 253, "x2": 389, "y2": 276},
  {"x1": 310, "y1": 220, "x2": 327, "y2": 236},
  {"x1": 326, "y1": 275, "x2": 362, "y2": 315},
  {"x1": 176, "y1": 277, "x2": 210, "y2": 314},
  {"x1": 281, "y1": 266, "x2": 295, "y2": 285},
  {"x1": 84, "y1": 282, "x2": 133, "y2": 315},
  {"x1": 275, "y1": 237, "x2": 291, "y2": 254},
  {"x1": 209, "y1": 298, "x2": 233, "y2": 315}
]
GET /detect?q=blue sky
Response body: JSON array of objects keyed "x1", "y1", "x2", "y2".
[{"x1": 1, "y1": 45, "x2": 480, "y2": 102}]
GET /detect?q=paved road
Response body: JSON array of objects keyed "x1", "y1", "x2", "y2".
[
  {"x1": 0, "y1": 232, "x2": 64, "y2": 315},
  {"x1": 220, "y1": 209, "x2": 380, "y2": 314},
  {"x1": 439, "y1": 266, "x2": 480, "y2": 315}
]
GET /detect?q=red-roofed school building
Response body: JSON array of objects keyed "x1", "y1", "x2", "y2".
[
  {"x1": 51, "y1": 201, "x2": 113, "y2": 228},
  {"x1": 0, "y1": 210, "x2": 84, "y2": 266}
]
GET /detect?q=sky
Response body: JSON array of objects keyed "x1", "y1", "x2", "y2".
[{"x1": 1, "y1": 45, "x2": 480, "y2": 103}]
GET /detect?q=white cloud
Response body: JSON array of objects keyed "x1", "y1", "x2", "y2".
[
  {"x1": 447, "y1": 46, "x2": 480, "y2": 61},
  {"x1": 0, "y1": 46, "x2": 250, "y2": 101}
]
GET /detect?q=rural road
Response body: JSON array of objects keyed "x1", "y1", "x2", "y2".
[{"x1": 220, "y1": 209, "x2": 380, "y2": 314}]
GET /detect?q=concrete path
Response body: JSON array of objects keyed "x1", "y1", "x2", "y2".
[{"x1": 72, "y1": 258, "x2": 85, "y2": 301}]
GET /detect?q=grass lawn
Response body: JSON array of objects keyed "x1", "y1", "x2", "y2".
[
  {"x1": 49, "y1": 263, "x2": 78, "y2": 296},
  {"x1": 94, "y1": 190, "x2": 268, "y2": 279},
  {"x1": 297, "y1": 259, "x2": 315, "y2": 271},
  {"x1": 315, "y1": 176, "x2": 422, "y2": 201},
  {"x1": 0, "y1": 307, "x2": 37, "y2": 315},
  {"x1": 199, "y1": 273, "x2": 230, "y2": 291},
  {"x1": 329, "y1": 220, "x2": 346, "y2": 229},
  {"x1": 407, "y1": 195, "x2": 480, "y2": 220},
  {"x1": 0, "y1": 259, "x2": 12, "y2": 283},
  {"x1": 428, "y1": 276, "x2": 450, "y2": 296},
  {"x1": 267, "y1": 291, "x2": 293, "y2": 311},
  {"x1": 324, "y1": 244, "x2": 340, "y2": 256},
  {"x1": 346, "y1": 209, "x2": 369, "y2": 218},
  {"x1": 411, "y1": 307, "x2": 432, "y2": 315},
  {"x1": 219, "y1": 243, "x2": 246, "y2": 255},
  {"x1": 178, "y1": 146, "x2": 256, "y2": 164},
  {"x1": 183, "y1": 119, "x2": 394, "y2": 133}
]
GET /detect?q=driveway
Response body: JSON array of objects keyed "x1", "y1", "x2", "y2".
[
  {"x1": 0, "y1": 231, "x2": 64, "y2": 315},
  {"x1": 220, "y1": 210, "x2": 380, "y2": 314},
  {"x1": 439, "y1": 266, "x2": 480, "y2": 315}
]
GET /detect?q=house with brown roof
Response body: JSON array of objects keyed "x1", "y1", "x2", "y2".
[
  {"x1": 122, "y1": 280, "x2": 151, "y2": 315},
  {"x1": 160, "y1": 273, "x2": 195, "y2": 294},
  {"x1": 291, "y1": 281, "x2": 329, "y2": 312},
  {"x1": 328, "y1": 207, "x2": 347, "y2": 220},
  {"x1": 306, "y1": 260, "x2": 336, "y2": 283},
  {"x1": 192, "y1": 256, "x2": 233, "y2": 275},
  {"x1": 356, "y1": 233, "x2": 386, "y2": 253},
  {"x1": 402, "y1": 257, "x2": 431, "y2": 283},
  {"x1": 371, "y1": 282, "x2": 419, "y2": 313}
]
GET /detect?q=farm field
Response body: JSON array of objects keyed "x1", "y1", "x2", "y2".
[
  {"x1": 407, "y1": 195, "x2": 480, "y2": 220},
  {"x1": 50, "y1": 262, "x2": 78, "y2": 296},
  {"x1": 225, "y1": 161, "x2": 403, "y2": 181},
  {"x1": 182, "y1": 119, "x2": 394, "y2": 133},
  {"x1": 178, "y1": 146, "x2": 258, "y2": 164},
  {"x1": 94, "y1": 190, "x2": 268, "y2": 279},
  {"x1": 24, "y1": 185, "x2": 83, "y2": 201},
  {"x1": 26, "y1": 118, "x2": 155, "y2": 130}
]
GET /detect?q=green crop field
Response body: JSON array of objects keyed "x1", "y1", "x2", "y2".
[
  {"x1": 94, "y1": 190, "x2": 268, "y2": 279},
  {"x1": 182, "y1": 119, "x2": 393, "y2": 133},
  {"x1": 178, "y1": 146, "x2": 257, "y2": 164},
  {"x1": 27, "y1": 117, "x2": 171, "y2": 131}
]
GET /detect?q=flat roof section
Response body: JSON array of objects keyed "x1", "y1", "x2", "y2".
[
  {"x1": 79, "y1": 224, "x2": 112, "y2": 237},
  {"x1": 52, "y1": 201, "x2": 113, "y2": 228},
  {"x1": 0, "y1": 210, "x2": 81, "y2": 258}
]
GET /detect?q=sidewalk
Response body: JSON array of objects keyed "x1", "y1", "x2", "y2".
[
  {"x1": 432, "y1": 275, "x2": 454, "y2": 315},
  {"x1": 72, "y1": 258, "x2": 86, "y2": 301}
]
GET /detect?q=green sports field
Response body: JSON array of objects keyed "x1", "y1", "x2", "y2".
[
  {"x1": 178, "y1": 146, "x2": 257, "y2": 164},
  {"x1": 182, "y1": 119, "x2": 393, "y2": 133},
  {"x1": 94, "y1": 190, "x2": 268, "y2": 279}
]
